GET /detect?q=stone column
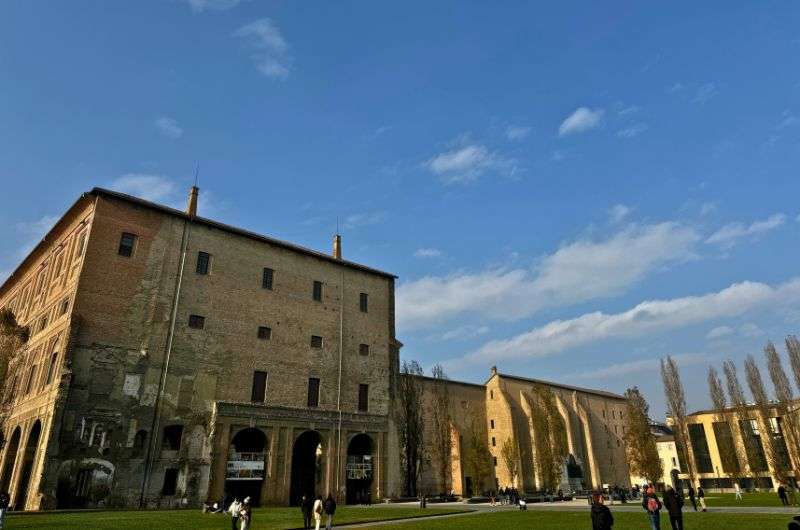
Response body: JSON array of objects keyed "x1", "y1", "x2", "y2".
[{"x1": 207, "y1": 421, "x2": 230, "y2": 503}]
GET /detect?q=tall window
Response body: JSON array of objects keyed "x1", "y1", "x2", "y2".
[
  {"x1": 257, "y1": 326, "x2": 272, "y2": 340},
  {"x1": 359, "y1": 293, "x2": 368, "y2": 313},
  {"x1": 188, "y1": 315, "x2": 205, "y2": 329},
  {"x1": 46, "y1": 352, "x2": 59, "y2": 384},
  {"x1": 251, "y1": 371, "x2": 268, "y2": 403},
  {"x1": 74, "y1": 231, "x2": 87, "y2": 261},
  {"x1": 262, "y1": 268, "x2": 274, "y2": 290},
  {"x1": 162, "y1": 468, "x2": 179, "y2": 496},
  {"x1": 162, "y1": 425, "x2": 184, "y2": 450},
  {"x1": 118, "y1": 232, "x2": 137, "y2": 257},
  {"x1": 196, "y1": 252, "x2": 210, "y2": 275},
  {"x1": 307, "y1": 378, "x2": 320, "y2": 407},
  {"x1": 358, "y1": 384, "x2": 369, "y2": 412},
  {"x1": 313, "y1": 281, "x2": 323, "y2": 301},
  {"x1": 25, "y1": 365, "x2": 37, "y2": 394},
  {"x1": 310, "y1": 335, "x2": 323, "y2": 349}
]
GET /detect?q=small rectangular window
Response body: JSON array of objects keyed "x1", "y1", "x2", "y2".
[
  {"x1": 74, "y1": 231, "x2": 87, "y2": 261},
  {"x1": 492, "y1": 437, "x2": 496, "y2": 447},
  {"x1": 162, "y1": 425, "x2": 183, "y2": 450},
  {"x1": 257, "y1": 326, "x2": 272, "y2": 340},
  {"x1": 251, "y1": 371, "x2": 268, "y2": 403},
  {"x1": 359, "y1": 344, "x2": 370, "y2": 356},
  {"x1": 262, "y1": 268, "x2": 274, "y2": 290},
  {"x1": 359, "y1": 293, "x2": 368, "y2": 313},
  {"x1": 358, "y1": 384, "x2": 369, "y2": 412},
  {"x1": 162, "y1": 468, "x2": 179, "y2": 496},
  {"x1": 490, "y1": 420, "x2": 495, "y2": 429},
  {"x1": 313, "y1": 281, "x2": 323, "y2": 301},
  {"x1": 59, "y1": 298, "x2": 69, "y2": 316},
  {"x1": 118, "y1": 232, "x2": 137, "y2": 257},
  {"x1": 196, "y1": 251, "x2": 210, "y2": 275},
  {"x1": 307, "y1": 378, "x2": 320, "y2": 407},
  {"x1": 311, "y1": 335, "x2": 323, "y2": 349},
  {"x1": 493, "y1": 457, "x2": 497, "y2": 466},
  {"x1": 188, "y1": 315, "x2": 205, "y2": 329}
]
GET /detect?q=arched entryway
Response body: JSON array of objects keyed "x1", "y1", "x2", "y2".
[
  {"x1": 225, "y1": 428, "x2": 268, "y2": 506},
  {"x1": 15, "y1": 420, "x2": 41, "y2": 509},
  {"x1": 0, "y1": 427, "x2": 21, "y2": 494},
  {"x1": 289, "y1": 430, "x2": 323, "y2": 506},
  {"x1": 346, "y1": 433, "x2": 373, "y2": 505}
]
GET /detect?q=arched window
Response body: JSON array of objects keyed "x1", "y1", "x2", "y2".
[{"x1": 46, "y1": 352, "x2": 59, "y2": 385}]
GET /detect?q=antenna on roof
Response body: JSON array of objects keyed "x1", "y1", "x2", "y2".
[
  {"x1": 336, "y1": 216, "x2": 340, "y2": 235},
  {"x1": 193, "y1": 162, "x2": 200, "y2": 187}
]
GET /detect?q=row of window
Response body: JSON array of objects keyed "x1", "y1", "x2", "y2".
[
  {"x1": 116, "y1": 233, "x2": 372, "y2": 312},
  {"x1": 187, "y1": 314, "x2": 372, "y2": 355},
  {"x1": 250, "y1": 371, "x2": 370, "y2": 412}
]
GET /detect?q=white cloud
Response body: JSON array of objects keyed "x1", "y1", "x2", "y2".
[
  {"x1": 414, "y1": 248, "x2": 442, "y2": 258},
  {"x1": 343, "y1": 211, "x2": 386, "y2": 229},
  {"x1": 571, "y1": 352, "x2": 709, "y2": 380},
  {"x1": 14, "y1": 215, "x2": 59, "y2": 256},
  {"x1": 693, "y1": 83, "x2": 718, "y2": 104},
  {"x1": 608, "y1": 204, "x2": 632, "y2": 224},
  {"x1": 667, "y1": 82, "x2": 684, "y2": 93},
  {"x1": 700, "y1": 202, "x2": 717, "y2": 217},
  {"x1": 738, "y1": 322, "x2": 763, "y2": 338},
  {"x1": 108, "y1": 174, "x2": 177, "y2": 203},
  {"x1": 397, "y1": 221, "x2": 699, "y2": 329},
  {"x1": 155, "y1": 116, "x2": 183, "y2": 139},
  {"x1": 182, "y1": 0, "x2": 241, "y2": 12},
  {"x1": 424, "y1": 143, "x2": 513, "y2": 184},
  {"x1": 439, "y1": 325, "x2": 490, "y2": 342},
  {"x1": 558, "y1": 107, "x2": 604, "y2": 137},
  {"x1": 234, "y1": 18, "x2": 291, "y2": 79},
  {"x1": 505, "y1": 125, "x2": 532, "y2": 141},
  {"x1": 706, "y1": 213, "x2": 787, "y2": 247},
  {"x1": 618, "y1": 105, "x2": 640, "y2": 116},
  {"x1": 451, "y1": 278, "x2": 800, "y2": 368},
  {"x1": 616, "y1": 123, "x2": 648, "y2": 138},
  {"x1": 777, "y1": 110, "x2": 797, "y2": 130},
  {"x1": 706, "y1": 325, "x2": 734, "y2": 340}
]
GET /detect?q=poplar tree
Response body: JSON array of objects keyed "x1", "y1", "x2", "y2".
[
  {"x1": 531, "y1": 384, "x2": 568, "y2": 491},
  {"x1": 622, "y1": 386, "x2": 663, "y2": 484},
  {"x1": 429, "y1": 363, "x2": 452, "y2": 493},
  {"x1": 464, "y1": 417, "x2": 493, "y2": 496},
  {"x1": 397, "y1": 360, "x2": 425, "y2": 496},
  {"x1": 707, "y1": 366, "x2": 743, "y2": 480},
  {"x1": 660, "y1": 355, "x2": 697, "y2": 486},
  {"x1": 0, "y1": 308, "x2": 29, "y2": 396},
  {"x1": 745, "y1": 354, "x2": 789, "y2": 483},
  {"x1": 785, "y1": 336, "x2": 800, "y2": 394},
  {"x1": 724, "y1": 359, "x2": 765, "y2": 475},
  {"x1": 500, "y1": 436, "x2": 520, "y2": 488},
  {"x1": 764, "y1": 342, "x2": 800, "y2": 475}
]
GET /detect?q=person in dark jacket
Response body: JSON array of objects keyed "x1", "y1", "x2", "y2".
[
  {"x1": 642, "y1": 486, "x2": 662, "y2": 530},
  {"x1": 686, "y1": 486, "x2": 697, "y2": 511},
  {"x1": 324, "y1": 493, "x2": 337, "y2": 530},
  {"x1": 779, "y1": 483, "x2": 789, "y2": 506},
  {"x1": 591, "y1": 492, "x2": 613, "y2": 530},
  {"x1": 696, "y1": 485, "x2": 706, "y2": 512},
  {"x1": 301, "y1": 494, "x2": 313, "y2": 530},
  {"x1": 662, "y1": 485, "x2": 684, "y2": 530}
]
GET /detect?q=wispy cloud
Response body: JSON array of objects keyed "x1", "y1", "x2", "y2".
[
  {"x1": 777, "y1": 110, "x2": 798, "y2": 130},
  {"x1": 14, "y1": 215, "x2": 59, "y2": 257},
  {"x1": 414, "y1": 248, "x2": 442, "y2": 258},
  {"x1": 616, "y1": 123, "x2": 648, "y2": 139},
  {"x1": 667, "y1": 82, "x2": 684, "y2": 93},
  {"x1": 608, "y1": 204, "x2": 632, "y2": 224},
  {"x1": 448, "y1": 278, "x2": 800, "y2": 369},
  {"x1": 397, "y1": 221, "x2": 699, "y2": 329},
  {"x1": 108, "y1": 174, "x2": 177, "y2": 203},
  {"x1": 693, "y1": 83, "x2": 718, "y2": 104},
  {"x1": 439, "y1": 325, "x2": 490, "y2": 342},
  {"x1": 155, "y1": 116, "x2": 183, "y2": 139},
  {"x1": 705, "y1": 213, "x2": 786, "y2": 247},
  {"x1": 558, "y1": 107, "x2": 604, "y2": 137},
  {"x1": 343, "y1": 211, "x2": 386, "y2": 230},
  {"x1": 706, "y1": 325, "x2": 734, "y2": 340},
  {"x1": 505, "y1": 125, "x2": 532, "y2": 141},
  {"x1": 570, "y1": 352, "x2": 709, "y2": 380},
  {"x1": 700, "y1": 202, "x2": 717, "y2": 217},
  {"x1": 424, "y1": 142, "x2": 514, "y2": 184},
  {"x1": 234, "y1": 18, "x2": 291, "y2": 79},
  {"x1": 618, "y1": 105, "x2": 640, "y2": 116},
  {"x1": 182, "y1": 0, "x2": 241, "y2": 12}
]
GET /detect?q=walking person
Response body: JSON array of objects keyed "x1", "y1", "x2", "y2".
[
  {"x1": 228, "y1": 497, "x2": 242, "y2": 530},
  {"x1": 663, "y1": 485, "x2": 684, "y2": 530},
  {"x1": 0, "y1": 491, "x2": 9, "y2": 530},
  {"x1": 696, "y1": 485, "x2": 707, "y2": 512},
  {"x1": 788, "y1": 483, "x2": 798, "y2": 506},
  {"x1": 239, "y1": 497, "x2": 252, "y2": 530},
  {"x1": 734, "y1": 482, "x2": 743, "y2": 501},
  {"x1": 642, "y1": 486, "x2": 662, "y2": 530},
  {"x1": 591, "y1": 492, "x2": 614, "y2": 530},
  {"x1": 301, "y1": 494, "x2": 312, "y2": 530},
  {"x1": 313, "y1": 495, "x2": 324, "y2": 530},
  {"x1": 687, "y1": 485, "x2": 697, "y2": 511},
  {"x1": 779, "y1": 483, "x2": 789, "y2": 506},
  {"x1": 324, "y1": 493, "x2": 336, "y2": 530}
]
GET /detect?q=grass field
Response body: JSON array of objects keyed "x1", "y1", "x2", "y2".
[
  {"x1": 700, "y1": 491, "x2": 796, "y2": 507},
  {"x1": 4, "y1": 506, "x2": 466, "y2": 529},
  {"x1": 379, "y1": 510, "x2": 798, "y2": 529}
]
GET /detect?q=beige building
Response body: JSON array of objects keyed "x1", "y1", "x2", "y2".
[
  {"x1": 629, "y1": 423, "x2": 680, "y2": 488},
  {"x1": 0, "y1": 186, "x2": 631, "y2": 510}
]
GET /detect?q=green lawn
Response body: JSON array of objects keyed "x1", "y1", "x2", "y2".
[
  {"x1": 701, "y1": 491, "x2": 795, "y2": 507},
  {"x1": 380, "y1": 510, "x2": 797, "y2": 530},
  {"x1": 4, "y1": 506, "x2": 466, "y2": 529}
]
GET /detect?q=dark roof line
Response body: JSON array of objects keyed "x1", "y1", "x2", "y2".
[
  {"x1": 412, "y1": 374, "x2": 486, "y2": 389},
  {"x1": 492, "y1": 372, "x2": 626, "y2": 400},
  {"x1": 91, "y1": 187, "x2": 396, "y2": 279}
]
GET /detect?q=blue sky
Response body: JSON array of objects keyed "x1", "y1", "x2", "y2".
[{"x1": 2, "y1": 1, "x2": 800, "y2": 417}]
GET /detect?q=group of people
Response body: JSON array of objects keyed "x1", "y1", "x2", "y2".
[
  {"x1": 226, "y1": 497, "x2": 253, "y2": 530},
  {"x1": 591, "y1": 483, "x2": 707, "y2": 530},
  {"x1": 300, "y1": 493, "x2": 337, "y2": 530},
  {"x1": 489, "y1": 486, "x2": 522, "y2": 507}
]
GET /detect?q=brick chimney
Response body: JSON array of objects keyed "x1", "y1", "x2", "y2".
[
  {"x1": 333, "y1": 234, "x2": 342, "y2": 260},
  {"x1": 187, "y1": 186, "x2": 199, "y2": 218},
  {"x1": 490, "y1": 365, "x2": 498, "y2": 376}
]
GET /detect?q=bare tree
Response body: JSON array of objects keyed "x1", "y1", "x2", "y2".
[
  {"x1": 0, "y1": 308, "x2": 29, "y2": 397},
  {"x1": 500, "y1": 436, "x2": 519, "y2": 488},
  {"x1": 746, "y1": 353, "x2": 790, "y2": 484},
  {"x1": 531, "y1": 384, "x2": 568, "y2": 491},
  {"x1": 723, "y1": 359, "x2": 766, "y2": 478},
  {"x1": 707, "y1": 366, "x2": 743, "y2": 481},
  {"x1": 397, "y1": 360, "x2": 426, "y2": 496},
  {"x1": 429, "y1": 363, "x2": 452, "y2": 494},
  {"x1": 765, "y1": 342, "x2": 800, "y2": 476},
  {"x1": 660, "y1": 356, "x2": 697, "y2": 486},
  {"x1": 463, "y1": 417, "x2": 492, "y2": 497},
  {"x1": 786, "y1": 335, "x2": 800, "y2": 394},
  {"x1": 622, "y1": 387, "x2": 663, "y2": 484}
]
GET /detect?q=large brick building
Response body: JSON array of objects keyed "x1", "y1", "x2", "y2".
[{"x1": 0, "y1": 187, "x2": 630, "y2": 510}]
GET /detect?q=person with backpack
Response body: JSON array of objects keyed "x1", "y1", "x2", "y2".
[
  {"x1": 686, "y1": 485, "x2": 697, "y2": 511},
  {"x1": 696, "y1": 485, "x2": 706, "y2": 512},
  {"x1": 324, "y1": 493, "x2": 336, "y2": 530},
  {"x1": 642, "y1": 485, "x2": 662, "y2": 530},
  {"x1": 662, "y1": 485, "x2": 684, "y2": 530},
  {"x1": 313, "y1": 495, "x2": 324, "y2": 530},
  {"x1": 591, "y1": 492, "x2": 614, "y2": 530}
]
